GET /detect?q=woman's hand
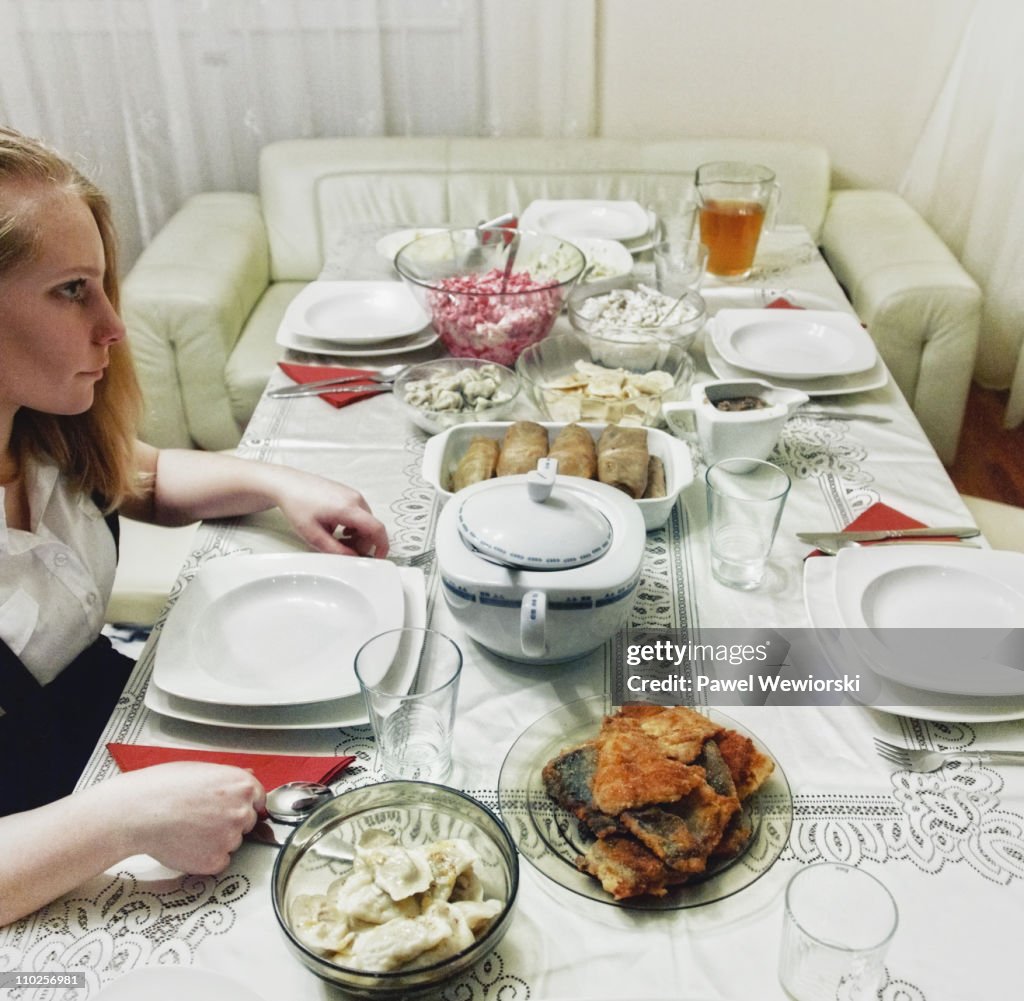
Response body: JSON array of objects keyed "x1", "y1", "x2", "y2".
[
  {"x1": 116, "y1": 762, "x2": 265, "y2": 874},
  {"x1": 273, "y1": 472, "x2": 390, "y2": 558}
]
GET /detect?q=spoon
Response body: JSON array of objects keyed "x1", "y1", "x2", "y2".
[
  {"x1": 267, "y1": 363, "x2": 405, "y2": 399},
  {"x1": 265, "y1": 780, "x2": 334, "y2": 823},
  {"x1": 498, "y1": 229, "x2": 522, "y2": 293}
]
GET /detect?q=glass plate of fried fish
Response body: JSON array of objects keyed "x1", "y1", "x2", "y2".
[{"x1": 497, "y1": 696, "x2": 792, "y2": 909}]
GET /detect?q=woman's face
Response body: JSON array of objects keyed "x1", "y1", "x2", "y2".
[{"x1": 0, "y1": 185, "x2": 125, "y2": 424}]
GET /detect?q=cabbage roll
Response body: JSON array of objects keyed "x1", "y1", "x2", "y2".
[
  {"x1": 452, "y1": 436, "x2": 500, "y2": 491},
  {"x1": 597, "y1": 425, "x2": 649, "y2": 498},
  {"x1": 642, "y1": 455, "x2": 667, "y2": 499},
  {"x1": 548, "y1": 423, "x2": 598, "y2": 479},
  {"x1": 496, "y1": 421, "x2": 549, "y2": 476}
]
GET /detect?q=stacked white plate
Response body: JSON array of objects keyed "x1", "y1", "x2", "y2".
[
  {"x1": 275, "y1": 280, "x2": 437, "y2": 357},
  {"x1": 519, "y1": 199, "x2": 657, "y2": 254},
  {"x1": 145, "y1": 554, "x2": 426, "y2": 729},
  {"x1": 804, "y1": 546, "x2": 1024, "y2": 721},
  {"x1": 706, "y1": 308, "x2": 888, "y2": 396}
]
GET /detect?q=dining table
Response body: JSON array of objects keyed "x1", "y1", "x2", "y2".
[{"x1": 2, "y1": 221, "x2": 1022, "y2": 1001}]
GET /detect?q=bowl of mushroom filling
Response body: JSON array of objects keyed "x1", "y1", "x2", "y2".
[{"x1": 392, "y1": 358, "x2": 521, "y2": 434}]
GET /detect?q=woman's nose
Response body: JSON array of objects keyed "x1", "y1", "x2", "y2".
[{"x1": 94, "y1": 294, "x2": 126, "y2": 345}]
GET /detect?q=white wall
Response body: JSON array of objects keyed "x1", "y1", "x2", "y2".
[{"x1": 597, "y1": 0, "x2": 974, "y2": 191}]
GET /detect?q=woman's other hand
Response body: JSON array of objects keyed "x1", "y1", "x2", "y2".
[{"x1": 116, "y1": 762, "x2": 265, "y2": 874}]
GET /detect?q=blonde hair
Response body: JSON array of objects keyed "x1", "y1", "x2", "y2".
[{"x1": 0, "y1": 126, "x2": 142, "y2": 508}]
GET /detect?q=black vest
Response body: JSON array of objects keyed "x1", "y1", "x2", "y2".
[{"x1": 0, "y1": 506, "x2": 134, "y2": 814}]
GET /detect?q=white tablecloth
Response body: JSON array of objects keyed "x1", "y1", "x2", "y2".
[{"x1": 2, "y1": 227, "x2": 1021, "y2": 1001}]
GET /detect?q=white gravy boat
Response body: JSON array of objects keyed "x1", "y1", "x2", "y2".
[{"x1": 662, "y1": 379, "x2": 809, "y2": 464}]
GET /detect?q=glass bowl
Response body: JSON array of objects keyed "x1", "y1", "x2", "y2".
[
  {"x1": 393, "y1": 358, "x2": 521, "y2": 435},
  {"x1": 516, "y1": 333, "x2": 695, "y2": 427},
  {"x1": 567, "y1": 276, "x2": 707, "y2": 354},
  {"x1": 272, "y1": 780, "x2": 519, "y2": 997},
  {"x1": 394, "y1": 228, "x2": 586, "y2": 365}
]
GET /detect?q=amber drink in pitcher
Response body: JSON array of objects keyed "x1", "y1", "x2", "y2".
[{"x1": 696, "y1": 162, "x2": 779, "y2": 280}]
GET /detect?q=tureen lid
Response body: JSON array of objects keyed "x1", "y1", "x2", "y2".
[{"x1": 455, "y1": 459, "x2": 612, "y2": 570}]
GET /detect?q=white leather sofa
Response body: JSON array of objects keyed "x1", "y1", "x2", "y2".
[{"x1": 123, "y1": 136, "x2": 981, "y2": 464}]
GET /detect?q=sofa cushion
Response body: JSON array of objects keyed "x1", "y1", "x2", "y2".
[{"x1": 225, "y1": 281, "x2": 307, "y2": 427}]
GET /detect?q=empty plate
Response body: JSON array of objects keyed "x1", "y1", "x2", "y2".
[
  {"x1": 832, "y1": 546, "x2": 1024, "y2": 697},
  {"x1": 520, "y1": 199, "x2": 651, "y2": 242},
  {"x1": 154, "y1": 554, "x2": 403, "y2": 706},
  {"x1": 283, "y1": 281, "x2": 430, "y2": 345},
  {"x1": 145, "y1": 567, "x2": 425, "y2": 728},
  {"x1": 712, "y1": 309, "x2": 877, "y2": 379}
]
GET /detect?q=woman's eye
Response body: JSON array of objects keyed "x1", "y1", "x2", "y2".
[{"x1": 59, "y1": 279, "x2": 88, "y2": 302}]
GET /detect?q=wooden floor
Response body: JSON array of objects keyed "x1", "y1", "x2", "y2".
[{"x1": 947, "y1": 384, "x2": 1024, "y2": 507}]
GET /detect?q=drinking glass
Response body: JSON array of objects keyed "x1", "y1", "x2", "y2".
[
  {"x1": 695, "y1": 161, "x2": 780, "y2": 280},
  {"x1": 354, "y1": 627, "x2": 462, "y2": 781},
  {"x1": 705, "y1": 458, "x2": 790, "y2": 589},
  {"x1": 653, "y1": 237, "x2": 708, "y2": 293},
  {"x1": 779, "y1": 863, "x2": 898, "y2": 1000}
]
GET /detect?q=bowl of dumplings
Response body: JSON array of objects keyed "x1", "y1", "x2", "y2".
[
  {"x1": 272, "y1": 780, "x2": 519, "y2": 996},
  {"x1": 392, "y1": 358, "x2": 521, "y2": 434},
  {"x1": 515, "y1": 333, "x2": 695, "y2": 428}
]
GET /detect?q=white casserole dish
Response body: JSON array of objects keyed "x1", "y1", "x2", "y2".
[{"x1": 421, "y1": 421, "x2": 693, "y2": 531}]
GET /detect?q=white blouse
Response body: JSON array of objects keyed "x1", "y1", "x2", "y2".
[{"x1": 0, "y1": 460, "x2": 116, "y2": 686}]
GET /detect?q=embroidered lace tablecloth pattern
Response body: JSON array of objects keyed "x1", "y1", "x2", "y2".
[{"x1": 1, "y1": 228, "x2": 1020, "y2": 1001}]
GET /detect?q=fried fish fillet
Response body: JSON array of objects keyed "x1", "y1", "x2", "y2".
[
  {"x1": 590, "y1": 724, "x2": 707, "y2": 816},
  {"x1": 616, "y1": 704, "x2": 723, "y2": 763},
  {"x1": 576, "y1": 835, "x2": 690, "y2": 899},
  {"x1": 540, "y1": 742, "x2": 619, "y2": 837},
  {"x1": 714, "y1": 728, "x2": 775, "y2": 799},
  {"x1": 620, "y1": 775, "x2": 738, "y2": 875}
]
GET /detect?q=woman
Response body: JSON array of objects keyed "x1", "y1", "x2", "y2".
[{"x1": 0, "y1": 126, "x2": 389, "y2": 924}]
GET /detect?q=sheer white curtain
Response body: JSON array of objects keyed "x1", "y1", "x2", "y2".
[
  {"x1": 899, "y1": 0, "x2": 1024, "y2": 427},
  {"x1": 0, "y1": 0, "x2": 596, "y2": 269}
]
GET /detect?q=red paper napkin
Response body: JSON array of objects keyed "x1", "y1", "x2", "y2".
[
  {"x1": 766, "y1": 297, "x2": 800, "y2": 309},
  {"x1": 805, "y1": 501, "x2": 943, "y2": 558},
  {"x1": 277, "y1": 362, "x2": 388, "y2": 408},
  {"x1": 106, "y1": 743, "x2": 355, "y2": 791}
]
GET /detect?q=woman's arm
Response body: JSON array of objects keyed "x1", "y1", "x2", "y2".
[
  {"x1": 120, "y1": 443, "x2": 389, "y2": 557},
  {"x1": 0, "y1": 762, "x2": 264, "y2": 926}
]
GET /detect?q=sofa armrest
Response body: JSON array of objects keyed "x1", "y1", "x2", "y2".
[
  {"x1": 820, "y1": 190, "x2": 982, "y2": 465},
  {"x1": 122, "y1": 192, "x2": 270, "y2": 450}
]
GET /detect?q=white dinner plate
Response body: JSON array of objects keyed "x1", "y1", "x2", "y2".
[
  {"x1": 94, "y1": 966, "x2": 266, "y2": 1001},
  {"x1": 282, "y1": 280, "x2": 430, "y2": 345},
  {"x1": 704, "y1": 329, "x2": 888, "y2": 397},
  {"x1": 145, "y1": 567, "x2": 425, "y2": 728},
  {"x1": 832, "y1": 545, "x2": 1024, "y2": 697},
  {"x1": 712, "y1": 309, "x2": 877, "y2": 379},
  {"x1": 803, "y1": 555, "x2": 1024, "y2": 722},
  {"x1": 276, "y1": 322, "x2": 439, "y2": 357},
  {"x1": 520, "y1": 199, "x2": 652, "y2": 242},
  {"x1": 700, "y1": 286, "x2": 849, "y2": 315},
  {"x1": 153, "y1": 554, "x2": 403, "y2": 706},
  {"x1": 375, "y1": 227, "x2": 447, "y2": 261}
]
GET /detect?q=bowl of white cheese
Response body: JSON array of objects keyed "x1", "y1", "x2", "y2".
[
  {"x1": 392, "y1": 358, "x2": 521, "y2": 435},
  {"x1": 272, "y1": 780, "x2": 519, "y2": 997}
]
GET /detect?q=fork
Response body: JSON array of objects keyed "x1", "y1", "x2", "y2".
[
  {"x1": 873, "y1": 737, "x2": 1024, "y2": 772},
  {"x1": 388, "y1": 548, "x2": 434, "y2": 570}
]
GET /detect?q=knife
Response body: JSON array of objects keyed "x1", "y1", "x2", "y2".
[
  {"x1": 267, "y1": 381, "x2": 394, "y2": 400},
  {"x1": 797, "y1": 526, "x2": 981, "y2": 544},
  {"x1": 792, "y1": 410, "x2": 892, "y2": 424}
]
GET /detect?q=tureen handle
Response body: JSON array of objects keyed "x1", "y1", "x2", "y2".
[
  {"x1": 520, "y1": 590, "x2": 547, "y2": 658},
  {"x1": 526, "y1": 457, "x2": 558, "y2": 502}
]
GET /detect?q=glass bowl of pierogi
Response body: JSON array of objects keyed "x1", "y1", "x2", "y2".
[{"x1": 272, "y1": 780, "x2": 518, "y2": 997}]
